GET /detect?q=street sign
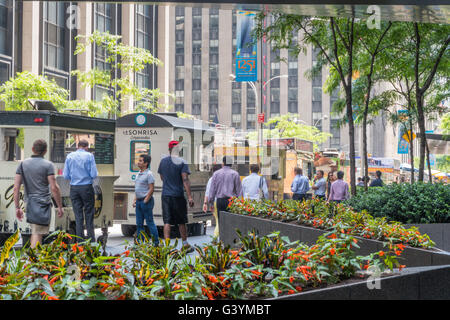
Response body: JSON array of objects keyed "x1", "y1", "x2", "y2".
[{"x1": 257, "y1": 113, "x2": 265, "y2": 123}]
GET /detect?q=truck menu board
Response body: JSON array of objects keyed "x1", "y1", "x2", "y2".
[{"x1": 95, "y1": 134, "x2": 114, "y2": 164}]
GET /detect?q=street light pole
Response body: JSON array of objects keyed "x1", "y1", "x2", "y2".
[{"x1": 229, "y1": 74, "x2": 288, "y2": 168}]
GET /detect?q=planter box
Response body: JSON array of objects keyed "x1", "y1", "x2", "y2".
[
  {"x1": 268, "y1": 265, "x2": 450, "y2": 300},
  {"x1": 405, "y1": 223, "x2": 450, "y2": 252},
  {"x1": 219, "y1": 211, "x2": 450, "y2": 268}
]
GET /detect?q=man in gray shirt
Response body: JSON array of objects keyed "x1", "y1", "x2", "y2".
[
  {"x1": 14, "y1": 139, "x2": 63, "y2": 248},
  {"x1": 133, "y1": 154, "x2": 158, "y2": 246},
  {"x1": 312, "y1": 170, "x2": 327, "y2": 200}
]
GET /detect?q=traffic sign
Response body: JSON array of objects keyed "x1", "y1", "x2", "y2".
[{"x1": 257, "y1": 113, "x2": 265, "y2": 123}]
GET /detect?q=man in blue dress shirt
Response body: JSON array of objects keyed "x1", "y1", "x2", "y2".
[
  {"x1": 63, "y1": 139, "x2": 98, "y2": 242},
  {"x1": 291, "y1": 167, "x2": 310, "y2": 202}
]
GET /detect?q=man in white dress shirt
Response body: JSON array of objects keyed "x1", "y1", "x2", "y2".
[{"x1": 242, "y1": 164, "x2": 269, "y2": 200}]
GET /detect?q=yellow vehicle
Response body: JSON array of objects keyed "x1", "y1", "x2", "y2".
[
  {"x1": 264, "y1": 138, "x2": 315, "y2": 200},
  {"x1": 0, "y1": 109, "x2": 117, "y2": 246}
]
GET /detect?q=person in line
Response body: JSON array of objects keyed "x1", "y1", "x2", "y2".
[
  {"x1": 133, "y1": 154, "x2": 159, "y2": 246},
  {"x1": 208, "y1": 156, "x2": 242, "y2": 216},
  {"x1": 158, "y1": 140, "x2": 195, "y2": 253},
  {"x1": 328, "y1": 171, "x2": 349, "y2": 203},
  {"x1": 357, "y1": 177, "x2": 364, "y2": 187},
  {"x1": 63, "y1": 139, "x2": 98, "y2": 243},
  {"x1": 203, "y1": 164, "x2": 222, "y2": 238},
  {"x1": 14, "y1": 139, "x2": 64, "y2": 248},
  {"x1": 241, "y1": 164, "x2": 269, "y2": 201},
  {"x1": 327, "y1": 170, "x2": 337, "y2": 200},
  {"x1": 312, "y1": 170, "x2": 326, "y2": 200},
  {"x1": 291, "y1": 167, "x2": 310, "y2": 201},
  {"x1": 370, "y1": 170, "x2": 384, "y2": 187}
]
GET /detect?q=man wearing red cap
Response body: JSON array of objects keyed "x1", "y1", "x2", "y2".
[{"x1": 157, "y1": 140, "x2": 195, "y2": 253}]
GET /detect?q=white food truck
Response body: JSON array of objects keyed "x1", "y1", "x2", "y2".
[
  {"x1": 0, "y1": 109, "x2": 117, "y2": 246},
  {"x1": 114, "y1": 113, "x2": 214, "y2": 237}
]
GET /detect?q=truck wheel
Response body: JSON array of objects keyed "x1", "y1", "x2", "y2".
[{"x1": 121, "y1": 224, "x2": 136, "y2": 237}]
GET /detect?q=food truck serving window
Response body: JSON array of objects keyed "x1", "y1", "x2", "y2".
[
  {"x1": 130, "y1": 141, "x2": 151, "y2": 172},
  {"x1": 51, "y1": 130, "x2": 114, "y2": 164}
]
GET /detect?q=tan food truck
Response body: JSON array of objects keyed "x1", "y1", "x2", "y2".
[
  {"x1": 0, "y1": 110, "x2": 117, "y2": 246},
  {"x1": 264, "y1": 138, "x2": 315, "y2": 200},
  {"x1": 113, "y1": 113, "x2": 213, "y2": 237}
]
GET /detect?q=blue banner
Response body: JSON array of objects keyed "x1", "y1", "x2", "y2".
[{"x1": 235, "y1": 11, "x2": 257, "y2": 82}]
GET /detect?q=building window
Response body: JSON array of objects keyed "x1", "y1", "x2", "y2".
[
  {"x1": 209, "y1": 89, "x2": 218, "y2": 103},
  {"x1": 44, "y1": 2, "x2": 68, "y2": 74},
  {"x1": 192, "y1": 104, "x2": 201, "y2": 115},
  {"x1": 209, "y1": 65, "x2": 218, "y2": 79},
  {"x1": 174, "y1": 5, "x2": 184, "y2": 109},
  {"x1": 247, "y1": 110, "x2": 256, "y2": 130},
  {"x1": 232, "y1": 89, "x2": 241, "y2": 104},
  {"x1": 135, "y1": 5, "x2": 155, "y2": 90},
  {"x1": 192, "y1": 65, "x2": 201, "y2": 79},
  {"x1": 232, "y1": 114, "x2": 241, "y2": 128},
  {"x1": 0, "y1": 0, "x2": 11, "y2": 56},
  {"x1": 288, "y1": 101, "x2": 298, "y2": 113},
  {"x1": 192, "y1": 90, "x2": 201, "y2": 104},
  {"x1": 209, "y1": 104, "x2": 218, "y2": 121},
  {"x1": 192, "y1": 79, "x2": 201, "y2": 90},
  {"x1": 94, "y1": 3, "x2": 118, "y2": 97},
  {"x1": 330, "y1": 119, "x2": 340, "y2": 148},
  {"x1": 312, "y1": 87, "x2": 322, "y2": 102}
]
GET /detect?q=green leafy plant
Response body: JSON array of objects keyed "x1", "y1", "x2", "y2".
[{"x1": 345, "y1": 182, "x2": 450, "y2": 224}]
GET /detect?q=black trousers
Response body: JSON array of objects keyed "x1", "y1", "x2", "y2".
[
  {"x1": 292, "y1": 193, "x2": 306, "y2": 201},
  {"x1": 216, "y1": 198, "x2": 230, "y2": 216},
  {"x1": 70, "y1": 184, "x2": 95, "y2": 242}
]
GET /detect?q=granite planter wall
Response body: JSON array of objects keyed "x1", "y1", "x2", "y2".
[
  {"x1": 405, "y1": 223, "x2": 450, "y2": 252},
  {"x1": 268, "y1": 265, "x2": 450, "y2": 300},
  {"x1": 219, "y1": 211, "x2": 450, "y2": 268}
]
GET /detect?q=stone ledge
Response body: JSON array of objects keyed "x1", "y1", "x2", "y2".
[
  {"x1": 267, "y1": 265, "x2": 450, "y2": 300},
  {"x1": 219, "y1": 211, "x2": 450, "y2": 268}
]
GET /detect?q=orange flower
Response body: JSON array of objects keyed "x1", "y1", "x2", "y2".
[
  {"x1": 289, "y1": 276, "x2": 294, "y2": 283},
  {"x1": 329, "y1": 248, "x2": 336, "y2": 256},
  {"x1": 288, "y1": 290, "x2": 295, "y2": 295},
  {"x1": 123, "y1": 250, "x2": 130, "y2": 257},
  {"x1": 295, "y1": 286, "x2": 302, "y2": 292},
  {"x1": 208, "y1": 275, "x2": 218, "y2": 283},
  {"x1": 398, "y1": 264, "x2": 406, "y2": 271},
  {"x1": 49, "y1": 276, "x2": 58, "y2": 285},
  {"x1": 379, "y1": 251, "x2": 385, "y2": 257},
  {"x1": 251, "y1": 270, "x2": 262, "y2": 277},
  {"x1": 116, "y1": 278, "x2": 125, "y2": 286},
  {"x1": 173, "y1": 283, "x2": 181, "y2": 290},
  {"x1": 329, "y1": 234, "x2": 337, "y2": 239},
  {"x1": 47, "y1": 295, "x2": 59, "y2": 300},
  {"x1": 146, "y1": 278, "x2": 154, "y2": 285}
]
